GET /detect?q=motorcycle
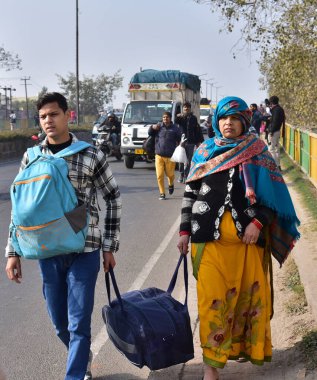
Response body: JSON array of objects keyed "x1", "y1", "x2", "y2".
[
  {"x1": 95, "y1": 125, "x2": 122, "y2": 160},
  {"x1": 31, "y1": 130, "x2": 46, "y2": 145}
]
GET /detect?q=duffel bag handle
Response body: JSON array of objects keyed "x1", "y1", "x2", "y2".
[
  {"x1": 167, "y1": 254, "x2": 189, "y2": 306},
  {"x1": 106, "y1": 254, "x2": 188, "y2": 310},
  {"x1": 105, "y1": 266, "x2": 124, "y2": 312}
]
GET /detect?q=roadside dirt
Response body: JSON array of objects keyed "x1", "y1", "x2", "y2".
[{"x1": 220, "y1": 179, "x2": 317, "y2": 379}]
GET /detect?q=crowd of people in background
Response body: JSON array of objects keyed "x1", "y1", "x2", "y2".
[
  {"x1": 4, "y1": 92, "x2": 295, "y2": 380},
  {"x1": 149, "y1": 96, "x2": 285, "y2": 199},
  {"x1": 177, "y1": 96, "x2": 298, "y2": 380}
]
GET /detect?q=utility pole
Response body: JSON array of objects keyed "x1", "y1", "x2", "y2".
[
  {"x1": 21, "y1": 77, "x2": 31, "y2": 127},
  {"x1": 7, "y1": 86, "x2": 16, "y2": 111},
  {"x1": 0, "y1": 87, "x2": 9, "y2": 119},
  {"x1": 76, "y1": 0, "x2": 80, "y2": 126},
  {"x1": 0, "y1": 86, "x2": 16, "y2": 116}
]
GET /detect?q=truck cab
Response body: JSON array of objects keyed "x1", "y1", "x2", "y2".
[
  {"x1": 121, "y1": 70, "x2": 201, "y2": 169},
  {"x1": 121, "y1": 100, "x2": 182, "y2": 168}
]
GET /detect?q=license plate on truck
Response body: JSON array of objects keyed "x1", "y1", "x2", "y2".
[{"x1": 135, "y1": 149, "x2": 144, "y2": 154}]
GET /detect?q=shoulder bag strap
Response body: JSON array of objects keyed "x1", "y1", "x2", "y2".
[
  {"x1": 54, "y1": 141, "x2": 91, "y2": 158},
  {"x1": 27, "y1": 146, "x2": 42, "y2": 162}
]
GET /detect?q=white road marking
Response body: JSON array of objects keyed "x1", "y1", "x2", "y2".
[{"x1": 90, "y1": 215, "x2": 181, "y2": 358}]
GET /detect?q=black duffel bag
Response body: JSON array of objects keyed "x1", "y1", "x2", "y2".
[
  {"x1": 142, "y1": 135, "x2": 155, "y2": 154},
  {"x1": 102, "y1": 254, "x2": 194, "y2": 370}
]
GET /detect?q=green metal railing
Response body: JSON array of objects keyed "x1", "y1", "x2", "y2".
[{"x1": 282, "y1": 124, "x2": 317, "y2": 187}]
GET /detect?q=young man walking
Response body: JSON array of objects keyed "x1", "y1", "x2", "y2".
[
  {"x1": 268, "y1": 95, "x2": 285, "y2": 170},
  {"x1": 148, "y1": 111, "x2": 181, "y2": 200},
  {"x1": 175, "y1": 102, "x2": 204, "y2": 182},
  {"x1": 5, "y1": 92, "x2": 122, "y2": 380}
]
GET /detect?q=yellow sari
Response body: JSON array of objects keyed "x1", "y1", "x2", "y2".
[{"x1": 191, "y1": 211, "x2": 272, "y2": 369}]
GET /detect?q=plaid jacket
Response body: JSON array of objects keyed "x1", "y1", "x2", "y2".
[{"x1": 5, "y1": 133, "x2": 122, "y2": 257}]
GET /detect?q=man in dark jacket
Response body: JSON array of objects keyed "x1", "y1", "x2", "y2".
[
  {"x1": 268, "y1": 96, "x2": 285, "y2": 170},
  {"x1": 175, "y1": 102, "x2": 204, "y2": 182},
  {"x1": 250, "y1": 103, "x2": 262, "y2": 135},
  {"x1": 148, "y1": 112, "x2": 182, "y2": 200},
  {"x1": 103, "y1": 112, "x2": 121, "y2": 146}
]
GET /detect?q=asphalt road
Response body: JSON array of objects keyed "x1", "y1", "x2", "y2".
[{"x1": 0, "y1": 156, "x2": 186, "y2": 380}]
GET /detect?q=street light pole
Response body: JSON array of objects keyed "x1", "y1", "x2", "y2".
[
  {"x1": 76, "y1": 0, "x2": 80, "y2": 126},
  {"x1": 209, "y1": 82, "x2": 217, "y2": 107},
  {"x1": 201, "y1": 78, "x2": 214, "y2": 100},
  {"x1": 215, "y1": 86, "x2": 223, "y2": 105}
]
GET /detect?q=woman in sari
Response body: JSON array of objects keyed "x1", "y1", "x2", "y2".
[{"x1": 177, "y1": 96, "x2": 300, "y2": 380}]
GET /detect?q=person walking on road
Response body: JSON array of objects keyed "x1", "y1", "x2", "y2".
[
  {"x1": 268, "y1": 95, "x2": 285, "y2": 170},
  {"x1": 5, "y1": 92, "x2": 122, "y2": 380},
  {"x1": 249, "y1": 103, "x2": 262, "y2": 135},
  {"x1": 177, "y1": 96, "x2": 300, "y2": 380},
  {"x1": 9, "y1": 110, "x2": 17, "y2": 130},
  {"x1": 148, "y1": 111, "x2": 181, "y2": 200},
  {"x1": 262, "y1": 98, "x2": 272, "y2": 143},
  {"x1": 175, "y1": 101, "x2": 204, "y2": 183}
]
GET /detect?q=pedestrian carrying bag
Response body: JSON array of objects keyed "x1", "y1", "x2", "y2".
[
  {"x1": 142, "y1": 135, "x2": 155, "y2": 155},
  {"x1": 170, "y1": 134, "x2": 187, "y2": 164},
  {"x1": 9, "y1": 141, "x2": 92, "y2": 260},
  {"x1": 102, "y1": 254, "x2": 194, "y2": 370}
]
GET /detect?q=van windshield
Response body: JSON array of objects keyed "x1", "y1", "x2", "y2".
[
  {"x1": 123, "y1": 102, "x2": 173, "y2": 124},
  {"x1": 200, "y1": 108, "x2": 211, "y2": 116}
]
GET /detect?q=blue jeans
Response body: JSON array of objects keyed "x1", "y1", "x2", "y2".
[
  {"x1": 39, "y1": 250, "x2": 100, "y2": 380},
  {"x1": 110, "y1": 132, "x2": 118, "y2": 146},
  {"x1": 179, "y1": 143, "x2": 196, "y2": 179}
]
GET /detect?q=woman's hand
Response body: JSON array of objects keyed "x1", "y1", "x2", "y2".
[
  {"x1": 177, "y1": 235, "x2": 190, "y2": 255},
  {"x1": 242, "y1": 222, "x2": 261, "y2": 245}
]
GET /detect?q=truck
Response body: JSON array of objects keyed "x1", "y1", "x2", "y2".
[{"x1": 120, "y1": 69, "x2": 201, "y2": 169}]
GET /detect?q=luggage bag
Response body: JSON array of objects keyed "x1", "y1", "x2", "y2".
[{"x1": 102, "y1": 254, "x2": 194, "y2": 370}]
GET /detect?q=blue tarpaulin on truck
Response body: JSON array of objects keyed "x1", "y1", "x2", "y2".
[{"x1": 130, "y1": 70, "x2": 201, "y2": 92}]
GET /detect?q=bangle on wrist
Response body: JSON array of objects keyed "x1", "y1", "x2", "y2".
[
  {"x1": 251, "y1": 218, "x2": 263, "y2": 230},
  {"x1": 179, "y1": 231, "x2": 190, "y2": 236}
]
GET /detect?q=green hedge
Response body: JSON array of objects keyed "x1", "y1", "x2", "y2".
[{"x1": 0, "y1": 124, "x2": 92, "y2": 142}]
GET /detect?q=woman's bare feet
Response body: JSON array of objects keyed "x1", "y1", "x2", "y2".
[{"x1": 203, "y1": 363, "x2": 219, "y2": 380}]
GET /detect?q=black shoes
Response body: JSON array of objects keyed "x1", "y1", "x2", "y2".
[
  {"x1": 159, "y1": 193, "x2": 166, "y2": 200},
  {"x1": 168, "y1": 185, "x2": 174, "y2": 195},
  {"x1": 177, "y1": 175, "x2": 184, "y2": 183},
  {"x1": 84, "y1": 350, "x2": 93, "y2": 380}
]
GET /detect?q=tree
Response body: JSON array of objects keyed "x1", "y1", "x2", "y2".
[
  {"x1": 37, "y1": 86, "x2": 48, "y2": 100},
  {"x1": 193, "y1": 0, "x2": 317, "y2": 127},
  {"x1": 259, "y1": 0, "x2": 317, "y2": 127},
  {"x1": 56, "y1": 71, "x2": 123, "y2": 118},
  {"x1": 0, "y1": 46, "x2": 22, "y2": 71}
]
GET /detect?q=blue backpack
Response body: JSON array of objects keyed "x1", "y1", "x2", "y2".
[{"x1": 10, "y1": 141, "x2": 92, "y2": 260}]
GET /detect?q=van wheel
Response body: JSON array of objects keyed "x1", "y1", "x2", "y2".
[{"x1": 124, "y1": 155, "x2": 135, "y2": 169}]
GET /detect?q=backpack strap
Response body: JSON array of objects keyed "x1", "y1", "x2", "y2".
[
  {"x1": 54, "y1": 141, "x2": 91, "y2": 158},
  {"x1": 27, "y1": 145, "x2": 42, "y2": 162}
]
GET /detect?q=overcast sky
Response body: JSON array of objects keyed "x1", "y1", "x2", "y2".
[{"x1": 0, "y1": 0, "x2": 267, "y2": 110}]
